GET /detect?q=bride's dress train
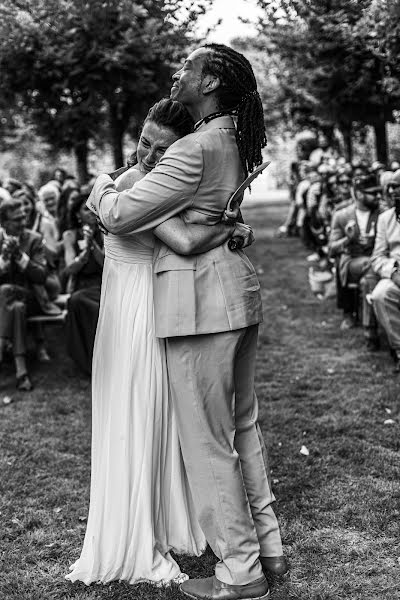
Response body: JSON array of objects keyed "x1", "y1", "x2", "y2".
[{"x1": 66, "y1": 232, "x2": 206, "y2": 586}]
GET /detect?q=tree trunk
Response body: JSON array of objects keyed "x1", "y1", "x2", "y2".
[
  {"x1": 373, "y1": 118, "x2": 388, "y2": 164},
  {"x1": 340, "y1": 123, "x2": 352, "y2": 162},
  {"x1": 74, "y1": 140, "x2": 89, "y2": 184},
  {"x1": 109, "y1": 103, "x2": 125, "y2": 168}
]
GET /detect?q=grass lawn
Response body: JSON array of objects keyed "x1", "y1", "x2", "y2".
[{"x1": 1, "y1": 200, "x2": 400, "y2": 600}]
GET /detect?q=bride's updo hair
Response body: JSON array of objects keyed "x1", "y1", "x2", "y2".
[
  {"x1": 146, "y1": 98, "x2": 194, "y2": 138},
  {"x1": 127, "y1": 99, "x2": 194, "y2": 167}
]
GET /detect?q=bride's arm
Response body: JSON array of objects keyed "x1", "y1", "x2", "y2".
[
  {"x1": 153, "y1": 217, "x2": 256, "y2": 256},
  {"x1": 154, "y1": 216, "x2": 234, "y2": 255}
]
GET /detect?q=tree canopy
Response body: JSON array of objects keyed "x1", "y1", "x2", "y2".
[
  {"x1": 0, "y1": 0, "x2": 212, "y2": 180},
  {"x1": 253, "y1": 0, "x2": 400, "y2": 161}
]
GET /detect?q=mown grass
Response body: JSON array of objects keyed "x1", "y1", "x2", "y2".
[{"x1": 1, "y1": 200, "x2": 400, "y2": 600}]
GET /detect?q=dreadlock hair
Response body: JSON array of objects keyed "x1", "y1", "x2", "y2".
[
  {"x1": 127, "y1": 98, "x2": 194, "y2": 168},
  {"x1": 203, "y1": 43, "x2": 266, "y2": 179}
]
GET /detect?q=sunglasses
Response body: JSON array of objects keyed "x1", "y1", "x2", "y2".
[
  {"x1": 363, "y1": 188, "x2": 382, "y2": 196},
  {"x1": 338, "y1": 179, "x2": 351, "y2": 185}
]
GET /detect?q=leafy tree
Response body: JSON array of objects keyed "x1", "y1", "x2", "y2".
[
  {"x1": 0, "y1": 0, "x2": 212, "y2": 181},
  {"x1": 254, "y1": 0, "x2": 400, "y2": 162}
]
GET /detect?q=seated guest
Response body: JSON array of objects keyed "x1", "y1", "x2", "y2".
[
  {"x1": 62, "y1": 175, "x2": 80, "y2": 192},
  {"x1": 302, "y1": 170, "x2": 323, "y2": 260},
  {"x1": 277, "y1": 161, "x2": 300, "y2": 237},
  {"x1": 318, "y1": 172, "x2": 338, "y2": 227},
  {"x1": 53, "y1": 167, "x2": 67, "y2": 187},
  {"x1": 0, "y1": 198, "x2": 47, "y2": 390},
  {"x1": 329, "y1": 174, "x2": 381, "y2": 347},
  {"x1": 14, "y1": 188, "x2": 62, "y2": 304},
  {"x1": 370, "y1": 170, "x2": 400, "y2": 372},
  {"x1": 3, "y1": 177, "x2": 22, "y2": 196},
  {"x1": 379, "y1": 170, "x2": 396, "y2": 211},
  {"x1": 63, "y1": 194, "x2": 104, "y2": 374},
  {"x1": 36, "y1": 183, "x2": 60, "y2": 256},
  {"x1": 295, "y1": 161, "x2": 312, "y2": 234},
  {"x1": 333, "y1": 170, "x2": 353, "y2": 212},
  {"x1": 57, "y1": 186, "x2": 81, "y2": 236}
]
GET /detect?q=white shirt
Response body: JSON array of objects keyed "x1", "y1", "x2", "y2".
[{"x1": 355, "y1": 208, "x2": 370, "y2": 238}]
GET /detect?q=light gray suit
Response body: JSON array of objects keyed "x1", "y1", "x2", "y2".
[{"x1": 88, "y1": 116, "x2": 283, "y2": 585}]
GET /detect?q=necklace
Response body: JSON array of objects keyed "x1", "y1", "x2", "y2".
[{"x1": 194, "y1": 110, "x2": 236, "y2": 131}]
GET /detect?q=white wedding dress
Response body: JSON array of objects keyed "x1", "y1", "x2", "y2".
[{"x1": 66, "y1": 230, "x2": 206, "y2": 586}]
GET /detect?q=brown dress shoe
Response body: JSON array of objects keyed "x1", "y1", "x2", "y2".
[
  {"x1": 260, "y1": 556, "x2": 289, "y2": 578},
  {"x1": 180, "y1": 575, "x2": 269, "y2": 600}
]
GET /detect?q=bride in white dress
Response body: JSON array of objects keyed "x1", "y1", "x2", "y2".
[{"x1": 66, "y1": 99, "x2": 241, "y2": 587}]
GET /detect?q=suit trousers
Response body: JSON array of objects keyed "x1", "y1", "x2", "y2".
[
  {"x1": 346, "y1": 259, "x2": 378, "y2": 332},
  {"x1": 371, "y1": 279, "x2": 400, "y2": 351},
  {"x1": 0, "y1": 283, "x2": 40, "y2": 355},
  {"x1": 166, "y1": 325, "x2": 283, "y2": 586}
]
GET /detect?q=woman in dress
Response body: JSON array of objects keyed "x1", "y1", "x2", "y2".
[
  {"x1": 66, "y1": 99, "x2": 247, "y2": 587},
  {"x1": 63, "y1": 194, "x2": 104, "y2": 374}
]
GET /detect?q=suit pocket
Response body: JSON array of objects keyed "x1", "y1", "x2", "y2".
[
  {"x1": 154, "y1": 254, "x2": 197, "y2": 273},
  {"x1": 234, "y1": 253, "x2": 260, "y2": 291},
  {"x1": 236, "y1": 272, "x2": 260, "y2": 292}
]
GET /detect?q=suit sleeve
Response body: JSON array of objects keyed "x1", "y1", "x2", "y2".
[
  {"x1": 25, "y1": 236, "x2": 47, "y2": 284},
  {"x1": 87, "y1": 137, "x2": 204, "y2": 235},
  {"x1": 328, "y1": 212, "x2": 348, "y2": 257},
  {"x1": 371, "y1": 214, "x2": 394, "y2": 278}
]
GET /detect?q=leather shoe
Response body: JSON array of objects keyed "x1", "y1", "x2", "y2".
[
  {"x1": 180, "y1": 575, "x2": 269, "y2": 600},
  {"x1": 260, "y1": 556, "x2": 289, "y2": 579}
]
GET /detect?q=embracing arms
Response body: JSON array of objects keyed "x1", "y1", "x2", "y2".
[
  {"x1": 154, "y1": 217, "x2": 253, "y2": 255},
  {"x1": 88, "y1": 138, "x2": 203, "y2": 235}
]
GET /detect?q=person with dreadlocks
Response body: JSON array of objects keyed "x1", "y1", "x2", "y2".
[
  {"x1": 371, "y1": 169, "x2": 400, "y2": 373},
  {"x1": 88, "y1": 43, "x2": 287, "y2": 600}
]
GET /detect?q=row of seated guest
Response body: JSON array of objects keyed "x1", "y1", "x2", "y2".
[
  {"x1": 279, "y1": 155, "x2": 400, "y2": 248},
  {"x1": 328, "y1": 169, "x2": 400, "y2": 374},
  {"x1": 283, "y1": 148, "x2": 400, "y2": 373},
  {"x1": 0, "y1": 170, "x2": 103, "y2": 390}
]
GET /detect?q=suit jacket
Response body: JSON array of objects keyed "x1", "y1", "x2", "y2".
[
  {"x1": 0, "y1": 228, "x2": 46, "y2": 288},
  {"x1": 88, "y1": 116, "x2": 263, "y2": 337},
  {"x1": 371, "y1": 207, "x2": 400, "y2": 278},
  {"x1": 328, "y1": 204, "x2": 379, "y2": 286}
]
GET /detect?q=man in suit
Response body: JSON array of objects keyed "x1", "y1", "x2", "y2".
[
  {"x1": 329, "y1": 174, "x2": 381, "y2": 348},
  {"x1": 0, "y1": 198, "x2": 47, "y2": 390},
  {"x1": 370, "y1": 170, "x2": 400, "y2": 372},
  {"x1": 89, "y1": 44, "x2": 286, "y2": 600}
]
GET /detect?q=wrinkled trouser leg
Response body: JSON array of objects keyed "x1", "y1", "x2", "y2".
[
  {"x1": 347, "y1": 257, "x2": 378, "y2": 334},
  {"x1": 371, "y1": 279, "x2": 400, "y2": 351},
  {"x1": 7, "y1": 300, "x2": 27, "y2": 356},
  {"x1": 0, "y1": 284, "x2": 28, "y2": 356},
  {"x1": 166, "y1": 325, "x2": 282, "y2": 586},
  {"x1": 359, "y1": 268, "x2": 379, "y2": 334}
]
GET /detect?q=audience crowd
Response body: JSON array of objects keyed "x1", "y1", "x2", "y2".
[
  {"x1": 278, "y1": 136, "x2": 400, "y2": 374},
  {"x1": 0, "y1": 169, "x2": 103, "y2": 390}
]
